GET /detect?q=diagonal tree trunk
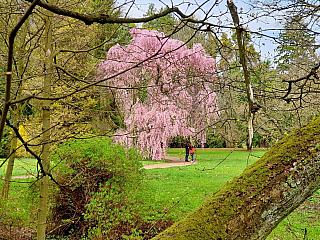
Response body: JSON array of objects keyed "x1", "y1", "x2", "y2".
[
  {"x1": 37, "y1": 2, "x2": 53, "y2": 239},
  {"x1": 153, "y1": 117, "x2": 320, "y2": 239}
]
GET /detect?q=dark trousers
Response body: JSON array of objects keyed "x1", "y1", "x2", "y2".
[{"x1": 185, "y1": 151, "x2": 189, "y2": 161}]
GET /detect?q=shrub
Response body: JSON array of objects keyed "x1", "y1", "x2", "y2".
[{"x1": 49, "y1": 137, "x2": 146, "y2": 239}]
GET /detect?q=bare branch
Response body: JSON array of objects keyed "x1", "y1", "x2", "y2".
[
  {"x1": 25, "y1": 0, "x2": 191, "y2": 25},
  {"x1": 0, "y1": 0, "x2": 40, "y2": 143}
]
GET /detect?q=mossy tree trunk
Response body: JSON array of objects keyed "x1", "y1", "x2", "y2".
[
  {"x1": 37, "y1": 3, "x2": 53, "y2": 239},
  {"x1": 153, "y1": 117, "x2": 320, "y2": 239}
]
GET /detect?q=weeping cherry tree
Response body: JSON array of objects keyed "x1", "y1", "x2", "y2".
[{"x1": 97, "y1": 28, "x2": 219, "y2": 160}]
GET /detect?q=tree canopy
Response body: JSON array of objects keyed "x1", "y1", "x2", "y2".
[{"x1": 97, "y1": 28, "x2": 219, "y2": 160}]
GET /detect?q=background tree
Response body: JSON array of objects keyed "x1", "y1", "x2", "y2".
[
  {"x1": 37, "y1": 0, "x2": 53, "y2": 238},
  {"x1": 142, "y1": 3, "x2": 177, "y2": 35},
  {"x1": 1, "y1": 19, "x2": 30, "y2": 203},
  {"x1": 98, "y1": 28, "x2": 219, "y2": 160}
]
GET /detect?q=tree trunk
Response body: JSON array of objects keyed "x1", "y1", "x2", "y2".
[
  {"x1": 1, "y1": 19, "x2": 28, "y2": 205},
  {"x1": 37, "y1": 3, "x2": 53, "y2": 239},
  {"x1": 227, "y1": 0, "x2": 256, "y2": 151},
  {"x1": 247, "y1": 113, "x2": 254, "y2": 149},
  {"x1": 1, "y1": 134, "x2": 17, "y2": 201},
  {"x1": 153, "y1": 117, "x2": 320, "y2": 239}
]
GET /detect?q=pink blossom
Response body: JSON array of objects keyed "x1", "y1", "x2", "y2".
[{"x1": 98, "y1": 28, "x2": 219, "y2": 160}]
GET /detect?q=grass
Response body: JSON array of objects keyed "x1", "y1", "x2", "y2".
[
  {"x1": 140, "y1": 148, "x2": 320, "y2": 239},
  {"x1": 0, "y1": 158, "x2": 38, "y2": 177},
  {"x1": 139, "y1": 148, "x2": 266, "y2": 221},
  {"x1": 0, "y1": 158, "x2": 38, "y2": 239},
  {"x1": 0, "y1": 149, "x2": 319, "y2": 239}
]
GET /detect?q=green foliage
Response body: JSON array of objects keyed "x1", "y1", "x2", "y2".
[
  {"x1": 204, "y1": 133, "x2": 226, "y2": 148},
  {"x1": 49, "y1": 137, "x2": 148, "y2": 239},
  {"x1": 90, "y1": 0, "x2": 121, "y2": 58},
  {"x1": 275, "y1": 16, "x2": 319, "y2": 72},
  {"x1": 168, "y1": 136, "x2": 188, "y2": 148},
  {"x1": 21, "y1": 103, "x2": 34, "y2": 117},
  {"x1": 252, "y1": 131, "x2": 272, "y2": 148},
  {"x1": 142, "y1": 4, "x2": 177, "y2": 34}
]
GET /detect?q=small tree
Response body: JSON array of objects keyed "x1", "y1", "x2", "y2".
[{"x1": 98, "y1": 28, "x2": 219, "y2": 160}]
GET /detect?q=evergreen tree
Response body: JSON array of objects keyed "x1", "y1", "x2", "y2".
[{"x1": 275, "y1": 16, "x2": 319, "y2": 73}]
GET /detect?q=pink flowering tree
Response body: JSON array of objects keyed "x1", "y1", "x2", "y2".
[{"x1": 97, "y1": 28, "x2": 219, "y2": 160}]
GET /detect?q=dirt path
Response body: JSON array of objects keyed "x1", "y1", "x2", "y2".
[
  {"x1": 0, "y1": 175, "x2": 36, "y2": 179},
  {"x1": 142, "y1": 156, "x2": 198, "y2": 169},
  {"x1": 3, "y1": 156, "x2": 197, "y2": 180}
]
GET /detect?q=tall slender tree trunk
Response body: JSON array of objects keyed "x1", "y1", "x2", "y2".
[
  {"x1": 1, "y1": 133, "x2": 17, "y2": 201},
  {"x1": 227, "y1": 0, "x2": 256, "y2": 151},
  {"x1": 37, "y1": 4, "x2": 53, "y2": 239},
  {"x1": 1, "y1": 20, "x2": 28, "y2": 206}
]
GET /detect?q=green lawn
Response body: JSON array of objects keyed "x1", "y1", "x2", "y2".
[
  {"x1": 0, "y1": 149, "x2": 319, "y2": 239},
  {"x1": 139, "y1": 148, "x2": 266, "y2": 220},
  {"x1": 0, "y1": 157, "x2": 38, "y2": 177},
  {"x1": 0, "y1": 158, "x2": 38, "y2": 239},
  {"x1": 140, "y1": 148, "x2": 320, "y2": 239}
]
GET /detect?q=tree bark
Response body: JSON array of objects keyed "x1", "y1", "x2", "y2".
[
  {"x1": 1, "y1": 20, "x2": 28, "y2": 204},
  {"x1": 1, "y1": 135, "x2": 17, "y2": 201},
  {"x1": 227, "y1": 0, "x2": 256, "y2": 151},
  {"x1": 37, "y1": 2, "x2": 53, "y2": 239},
  {"x1": 153, "y1": 117, "x2": 320, "y2": 239}
]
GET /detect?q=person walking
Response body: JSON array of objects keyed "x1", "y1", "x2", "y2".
[
  {"x1": 185, "y1": 142, "x2": 191, "y2": 162},
  {"x1": 189, "y1": 145, "x2": 195, "y2": 162}
]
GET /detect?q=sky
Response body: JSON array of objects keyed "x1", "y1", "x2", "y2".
[{"x1": 118, "y1": 0, "x2": 282, "y2": 59}]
